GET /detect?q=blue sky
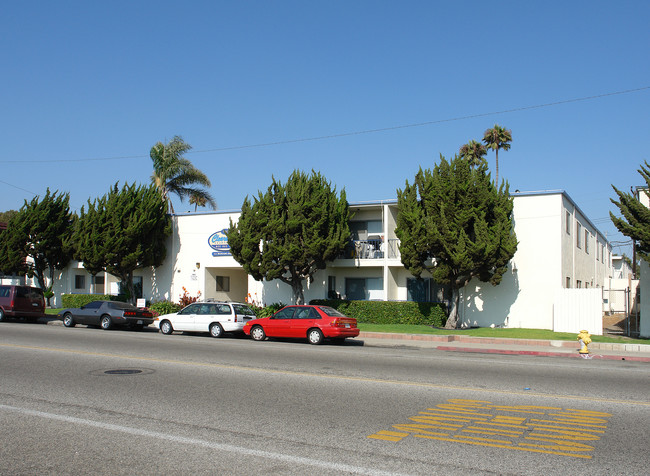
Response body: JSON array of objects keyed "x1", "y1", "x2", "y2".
[{"x1": 1, "y1": 1, "x2": 648, "y2": 256}]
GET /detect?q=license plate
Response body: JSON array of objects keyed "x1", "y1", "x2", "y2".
[
  {"x1": 137, "y1": 320, "x2": 143, "y2": 324},
  {"x1": 345, "y1": 324, "x2": 350, "y2": 328}
]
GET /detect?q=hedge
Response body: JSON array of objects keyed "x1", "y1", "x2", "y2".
[
  {"x1": 148, "y1": 301, "x2": 182, "y2": 316},
  {"x1": 309, "y1": 299, "x2": 447, "y2": 327},
  {"x1": 61, "y1": 294, "x2": 127, "y2": 309}
]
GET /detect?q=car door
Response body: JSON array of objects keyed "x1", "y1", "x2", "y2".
[
  {"x1": 174, "y1": 303, "x2": 200, "y2": 331},
  {"x1": 75, "y1": 301, "x2": 104, "y2": 325},
  {"x1": 290, "y1": 306, "x2": 319, "y2": 338},
  {"x1": 264, "y1": 307, "x2": 296, "y2": 337}
]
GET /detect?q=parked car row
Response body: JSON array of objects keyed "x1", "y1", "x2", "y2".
[{"x1": 50, "y1": 299, "x2": 360, "y2": 345}]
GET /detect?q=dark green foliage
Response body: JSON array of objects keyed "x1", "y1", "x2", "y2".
[
  {"x1": 310, "y1": 299, "x2": 447, "y2": 327},
  {"x1": 61, "y1": 294, "x2": 126, "y2": 308},
  {"x1": 73, "y1": 183, "x2": 171, "y2": 304},
  {"x1": 395, "y1": 155, "x2": 518, "y2": 328},
  {"x1": 258, "y1": 302, "x2": 285, "y2": 318},
  {"x1": 0, "y1": 190, "x2": 74, "y2": 304},
  {"x1": 227, "y1": 170, "x2": 350, "y2": 304},
  {"x1": 611, "y1": 161, "x2": 650, "y2": 263},
  {"x1": 0, "y1": 210, "x2": 19, "y2": 224},
  {"x1": 148, "y1": 300, "x2": 182, "y2": 316}
]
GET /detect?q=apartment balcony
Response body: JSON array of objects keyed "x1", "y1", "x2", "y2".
[{"x1": 336, "y1": 238, "x2": 401, "y2": 262}]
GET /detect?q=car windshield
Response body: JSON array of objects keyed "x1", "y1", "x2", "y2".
[{"x1": 317, "y1": 306, "x2": 346, "y2": 317}]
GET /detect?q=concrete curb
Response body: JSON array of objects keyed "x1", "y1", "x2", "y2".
[
  {"x1": 434, "y1": 346, "x2": 650, "y2": 362},
  {"x1": 358, "y1": 331, "x2": 650, "y2": 352}
]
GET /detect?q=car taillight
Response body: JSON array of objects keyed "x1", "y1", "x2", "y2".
[{"x1": 124, "y1": 311, "x2": 136, "y2": 317}]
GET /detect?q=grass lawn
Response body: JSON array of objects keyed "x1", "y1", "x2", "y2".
[{"x1": 357, "y1": 323, "x2": 649, "y2": 345}]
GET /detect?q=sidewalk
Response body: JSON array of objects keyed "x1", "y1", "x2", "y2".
[{"x1": 359, "y1": 332, "x2": 650, "y2": 362}]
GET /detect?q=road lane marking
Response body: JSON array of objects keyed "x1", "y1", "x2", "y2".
[
  {"x1": 367, "y1": 398, "x2": 612, "y2": 459},
  {"x1": 0, "y1": 404, "x2": 405, "y2": 476},
  {"x1": 2, "y1": 342, "x2": 649, "y2": 406}
]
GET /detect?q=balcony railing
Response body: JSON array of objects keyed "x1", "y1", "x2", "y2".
[{"x1": 340, "y1": 239, "x2": 400, "y2": 260}]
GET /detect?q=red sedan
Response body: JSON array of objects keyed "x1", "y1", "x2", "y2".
[{"x1": 243, "y1": 305, "x2": 360, "y2": 345}]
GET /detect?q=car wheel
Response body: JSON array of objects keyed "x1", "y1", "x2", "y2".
[
  {"x1": 307, "y1": 328, "x2": 324, "y2": 345},
  {"x1": 0, "y1": 309, "x2": 5, "y2": 322},
  {"x1": 100, "y1": 315, "x2": 112, "y2": 330},
  {"x1": 250, "y1": 325, "x2": 266, "y2": 341},
  {"x1": 63, "y1": 313, "x2": 75, "y2": 327},
  {"x1": 209, "y1": 323, "x2": 224, "y2": 338},
  {"x1": 160, "y1": 320, "x2": 173, "y2": 335}
]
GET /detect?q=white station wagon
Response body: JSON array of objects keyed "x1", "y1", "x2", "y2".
[{"x1": 154, "y1": 301, "x2": 257, "y2": 338}]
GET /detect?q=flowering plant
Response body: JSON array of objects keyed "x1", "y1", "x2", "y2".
[{"x1": 179, "y1": 287, "x2": 201, "y2": 307}]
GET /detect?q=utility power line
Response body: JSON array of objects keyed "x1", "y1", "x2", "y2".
[{"x1": 0, "y1": 86, "x2": 648, "y2": 164}]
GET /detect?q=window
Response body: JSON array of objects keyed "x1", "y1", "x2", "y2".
[
  {"x1": 576, "y1": 280, "x2": 582, "y2": 288},
  {"x1": 576, "y1": 223, "x2": 582, "y2": 248},
  {"x1": 585, "y1": 230, "x2": 589, "y2": 254},
  {"x1": 327, "y1": 276, "x2": 338, "y2": 299},
  {"x1": 74, "y1": 275, "x2": 85, "y2": 290},
  {"x1": 349, "y1": 220, "x2": 382, "y2": 240},
  {"x1": 566, "y1": 277, "x2": 571, "y2": 288},
  {"x1": 565, "y1": 211, "x2": 571, "y2": 234},
  {"x1": 406, "y1": 278, "x2": 450, "y2": 303},
  {"x1": 216, "y1": 276, "x2": 230, "y2": 292},
  {"x1": 274, "y1": 307, "x2": 296, "y2": 319},
  {"x1": 601, "y1": 244, "x2": 605, "y2": 262},
  {"x1": 118, "y1": 276, "x2": 143, "y2": 298},
  {"x1": 345, "y1": 277, "x2": 383, "y2": 300}
]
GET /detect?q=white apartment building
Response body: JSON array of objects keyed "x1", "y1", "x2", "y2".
[{"x1": 50, "y1": 190, "x2": 613, "y2": 332}]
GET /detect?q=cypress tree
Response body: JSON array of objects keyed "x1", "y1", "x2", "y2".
[
  {"x1": 610, "y1": 161, "x2": 650, "y2": 263},
  {"x1": 0, "y1": 189, "x2": 74, "y2": 305},
  {"x1": 74, "y1": 183, "x2": 171, "y2": 303},
  {"x1": 227, "y1": 170, "x2": 350, "y2": 304},
  {"x1": 395, "y1": 155, "x2": 518, "y2": 328}
]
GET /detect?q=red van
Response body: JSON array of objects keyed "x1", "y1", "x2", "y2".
[{"x1": 0, "y1": 285, "x2": 46, "y2": 322}]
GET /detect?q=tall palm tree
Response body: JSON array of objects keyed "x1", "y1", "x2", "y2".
[
  {"x1": 150, "y1": 136, "x2": 216, "y2": 213},
  {"x1": 482, "y1": 124, "x2": 512, "y2": 185},
  {"x1": 189, "y1": 193, "x2": 208, "y2": 212},
  {"x1": 459, "y1": 140, "x2": 487, "y2": 168}
]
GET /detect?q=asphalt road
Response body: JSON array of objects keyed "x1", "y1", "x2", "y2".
[{"x1": 1, "y1": 322, "x2": 649, "y2": 475}]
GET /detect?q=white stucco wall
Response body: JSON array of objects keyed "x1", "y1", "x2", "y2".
[
  {"x1": 640, "y1": 260, "x2": 650, "y2": 338},
  {"x1": 460, "y1": 194, "x2": 562, "y2": 329}
]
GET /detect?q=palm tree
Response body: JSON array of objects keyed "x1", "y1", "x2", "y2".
[
  {"x1": 189, "y1": 193, "x2": 208, "y2": 212},
  {"x1": 150, "y1": 136, "x2": 216, "y2": 213},
  {"x1": 459, "y1": 140, "x2": 487, "y2": 168},
  {"x1": 482, "y1": 124, "x2": 512, "y2": 185}
]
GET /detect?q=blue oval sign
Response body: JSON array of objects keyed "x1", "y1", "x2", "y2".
[{"x1": 208, "y1": 229, "x2": 231, "y2": 256}]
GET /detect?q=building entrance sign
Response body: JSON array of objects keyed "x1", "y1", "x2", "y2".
[{"x1": 208, "y1": 229, "x2": 231, "y2": 256}]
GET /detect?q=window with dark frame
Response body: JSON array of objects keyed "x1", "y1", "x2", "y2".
[
  {"x1": 74, "y1": 275, "x2": 85, "y2": 290},
  {"x1": 216, "y1": 276, "x2": 230, "y2": 292}
]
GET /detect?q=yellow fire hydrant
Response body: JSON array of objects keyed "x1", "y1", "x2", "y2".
[{"x1": 577, "y1": 330, "x2": 592, "y2": 354}]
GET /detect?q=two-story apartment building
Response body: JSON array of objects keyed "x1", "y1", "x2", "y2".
[{"x1": 50, "y1": 190, "x2": 613, "y2": 332}]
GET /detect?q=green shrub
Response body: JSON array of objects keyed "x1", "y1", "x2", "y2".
[
  {"x1": 309, "y1": 299, "x2": 447, "y2": 327},
  {"x1": 256, "y1": 302, "x2": 285, "y2": 318},
  {"x1": 149, "y1": 301, "x2": 182, "y2": 316},
  {"x1": 61, "y1": 294, "x2": 127, "y2": 309}
]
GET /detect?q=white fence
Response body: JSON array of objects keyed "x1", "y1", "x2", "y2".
[{"x1": 553, "y1": 288, "x2": 603, "y2": 335}]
